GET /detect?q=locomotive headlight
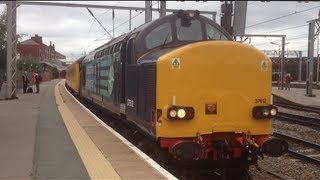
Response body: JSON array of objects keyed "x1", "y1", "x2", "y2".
[
  {"x1": 169, "y1": 109, "x2": 177, "y2": 118},
  {"x1": 168, "y1": 106, "x2": 194, "y2": 120},
  {"x1": 262, "y1": 108, "x2": 269, "y2": 116},
  {"x1": 253, "y1": 105, "x2": 278, "y2": 119},
  {"x1": 188, "y1": 11, "x2": 195, "y2": 18},
  {"x1": 270, "y1": 108, "x2": 277, "y2": 116},
  {"x1": 177, "y1": 109, "x2": 186, "y2": 118}
]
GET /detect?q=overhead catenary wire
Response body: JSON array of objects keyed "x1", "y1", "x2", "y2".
[
  {"x1": 110, "y1": 1, "x2": 158, "y2": 32},
  {"x1": 96, "y1": 1, "x2": 158, "y2": 41},
  {"x1": 251, "y1": 34, "x2": 308, "y2": 47},
  {"x1": 246, "y1": 5, "x2": 320, "y2": 29},
  {"x1": 257, "y1": 24, "x2": 308, "y2": 34},
  {"x1": 235, "y1": 5, "x2": 320, "y2": 32},
  {"x1": 78, "y1": 18, "x2": 97, "y2": 54},
  {"x1": 95, "y1": 1, "x2": 120, "y2": 18},
  {"x1": 86, "y1": 7, "x2": 113, "y2": 39},
  {"x1": 249, "y1": 35, "x2": 307, "y2": 47},
  {"x1": 94, "y1": 10, "x2": 144, "y2": 41}
]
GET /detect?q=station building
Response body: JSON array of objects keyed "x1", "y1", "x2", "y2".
[
  {"x1": 17, "y1": 34, "x2": 66, "y2": 61},
  {"x1": 17, "y1": 34, "x2": 67, "y2": 82}
]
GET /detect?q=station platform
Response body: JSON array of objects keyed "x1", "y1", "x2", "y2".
[
  {"x1": 0, "y1": 79, "x2": 176, "y2": 179},
  {"x1": 272, "y1": 87, "x2": 320, "y2": 108}
]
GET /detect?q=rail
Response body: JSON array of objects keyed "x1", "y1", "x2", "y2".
[
  {"x1": 273, "y1": 132, "x2": 320, "y2": 166},
  {"x1": 274, "y1": 102, "x2": 320, "y2": 114},
  {"x1": 276, "y1": 112, "x2": 320, "y2": 130}
]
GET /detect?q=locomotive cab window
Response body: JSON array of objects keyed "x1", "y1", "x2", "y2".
[
  {"x1": 145, "y1": 22, "x2": 172, "y2": 50},
  {"x1": 206, "y1": 23, "x2": 228, "y2": 41},
  {"x1": 176, "y1": 19, "x2": 202, "y2": 41}
]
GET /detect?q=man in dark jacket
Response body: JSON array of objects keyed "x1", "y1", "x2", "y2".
[
  {"x1": 22, "y1": 71, "x2": 29, "y2": 93},
  {"x1": 285, "y1": 73, "x2": 293, "y2": 90}
]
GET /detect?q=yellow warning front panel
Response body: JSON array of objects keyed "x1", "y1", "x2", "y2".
[{"x1": 156, "y1": 41, "x2": 272, "y2": 138}]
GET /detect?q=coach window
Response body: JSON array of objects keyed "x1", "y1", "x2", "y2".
[
  {"x1": 176, "y1": 19, "x2": 202, "y2": 41},
  {"x1": 145, "y1": 22, "x2": 172, "y2": 49},
  {"x1": 206, "y1": 23, "x2": 228, "y2": 41}
]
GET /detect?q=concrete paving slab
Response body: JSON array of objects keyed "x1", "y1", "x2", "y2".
[
  {"x1": 0, "y1": 83, "x2": 43, "y2": 179},
  {"x1": 0, "y1": 80, "x2": 89, "y2": 179},
  {"x1": 32, "y1": 80, "x2": 89, "y2": 179},
  {"x1": 272, "y1": 87, "x2": 320, "y2": 107}
]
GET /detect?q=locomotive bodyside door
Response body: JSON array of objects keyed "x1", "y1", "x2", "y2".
[{"x1": 124, "y1": 37, "x2": 139, "y2": 122}]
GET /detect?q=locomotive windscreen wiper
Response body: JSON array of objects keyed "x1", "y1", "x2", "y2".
[{"x1": 161, "y1": 33, "x2": 171, "y2": 49}]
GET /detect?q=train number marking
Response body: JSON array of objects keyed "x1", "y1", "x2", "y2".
[
  {"x1": 172, "y1": 58, "x2": 180, "y2": 69},
  {"x1": 127, "y1": 99, "x2": 134, "y2": 107},
  {"x1": 255, "y1": 98, "x2": 267, "y2": 104}
]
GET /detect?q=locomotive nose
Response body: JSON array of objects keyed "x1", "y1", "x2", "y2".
[{"x1": 261, "y1": 138, "x2": 288, "y2": 157}]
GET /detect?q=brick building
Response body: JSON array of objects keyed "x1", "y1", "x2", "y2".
[{"x1": 17, "y1": 34, "x2": 66, "y2": 61}]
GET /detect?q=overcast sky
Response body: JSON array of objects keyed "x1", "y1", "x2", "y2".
[{"x1": 1, "y1": 1, "x2": 320, "y2": 61}]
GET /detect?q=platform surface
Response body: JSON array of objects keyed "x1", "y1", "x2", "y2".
[
  {"x1": 0, "y1": 79, "x2": 174, "y2": 180},
  {"x1": 272, "y1": 87, "x2": 320, "y2": 107},
  {"x1": 0, "y1": 80, "x2": 89, "y2": 179},
  {"x1": 57, "y1": 80, "x2": 172, "y2": 179}
]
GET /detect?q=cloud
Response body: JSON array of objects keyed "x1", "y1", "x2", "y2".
[{"x1": 1, "y1": 1, "x2": 320, "y2": 58}]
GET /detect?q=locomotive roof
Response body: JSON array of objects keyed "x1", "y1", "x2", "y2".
[
  {"x1": 83, "y1": 10, "x2": 232, "y2": 64},
  {"x1": 93, "y1": 20, "x2": 153, "y2": 52}
]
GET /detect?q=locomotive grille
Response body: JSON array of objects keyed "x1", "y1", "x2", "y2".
[{"x1": 139, "y1": 63, "x2": 156, "y2": 123}]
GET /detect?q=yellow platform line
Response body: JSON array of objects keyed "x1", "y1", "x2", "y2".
[{"x1": 55, "y1": 80, "x2": 121, "y2": 180}]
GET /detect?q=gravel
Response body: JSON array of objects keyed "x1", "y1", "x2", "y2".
[
  {"x1": 250, "y1": 108, "x2": 320, "y2": 179},
  {"x1": 254, "y1": 155, "x2": 320, "y2": 180},
  {"x1": 273, "y1": 115, "x2": 320, "y2": 145}
]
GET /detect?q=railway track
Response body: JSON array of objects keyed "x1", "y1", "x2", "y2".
[
  {"x1": 67, "y1": 86, "x2": 255, "y2": 180},
  {"x1": 257, "y1": 165, "x2": 295, "y2": 180},
  {"x1": 273, "y1": 132, "x2": 320, "y2": 166},
  {"x1": 68, "y1": 86, "x2": 312, "y2": 179},
  {"x1": 274, "y1": 102, "x2": 320, "y2": 114},
  {"x1": 276, "y1": 112, "x2": 320, "y2": 130}
]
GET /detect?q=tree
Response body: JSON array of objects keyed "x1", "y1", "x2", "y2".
[
  {"x1": 0, "y1": 8, "x2": 6, "y2": 51},
  {"x1": 0, "y1": 8, "x2": 26, "y2": 51},
  {"x1": 0, "y1": 7, "x2": 27, "y2": 71},
  {"x1": 0, "y1": 9, "x2": 6, "y2": 70}
]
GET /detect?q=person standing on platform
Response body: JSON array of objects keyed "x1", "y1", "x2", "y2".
[
  {"x1": 22, "y1": 71, "x2": 29, "y2": 93},
  {"x1": 285, "y1": 73, "x2": 292, "y2": 90},
  {"x1": 277, "y1": 74, "x2": 281, "y2": 90},
  {"x1": 33, "y1": 71, "x2": 40, "y2": 93}
]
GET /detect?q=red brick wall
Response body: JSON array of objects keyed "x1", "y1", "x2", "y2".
[{"x1": 17, "y1": 44, "x2": 40, "y2": 60}]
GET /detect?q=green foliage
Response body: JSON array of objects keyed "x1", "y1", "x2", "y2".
[
  {"x1": 17, "y1": 58, "x2": 46, "y2": 73},
  {"x1": 0, "y1": 8, "x2": 26, "y2": 51},
  {"x1": 0, "y1": 48, "x2": 6, "y2": 68},
  {"x1": 0, "y1": 8, "x2": 6, "y2": 51}
]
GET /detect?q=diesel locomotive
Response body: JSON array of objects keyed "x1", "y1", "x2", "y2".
[{"x1": 66, "y1": 10, "x2": 288, "y2": 175}]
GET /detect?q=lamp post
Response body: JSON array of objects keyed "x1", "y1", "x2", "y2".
[{"x1": 270, "y1": 41, "x2": 289, "y2": 90}]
